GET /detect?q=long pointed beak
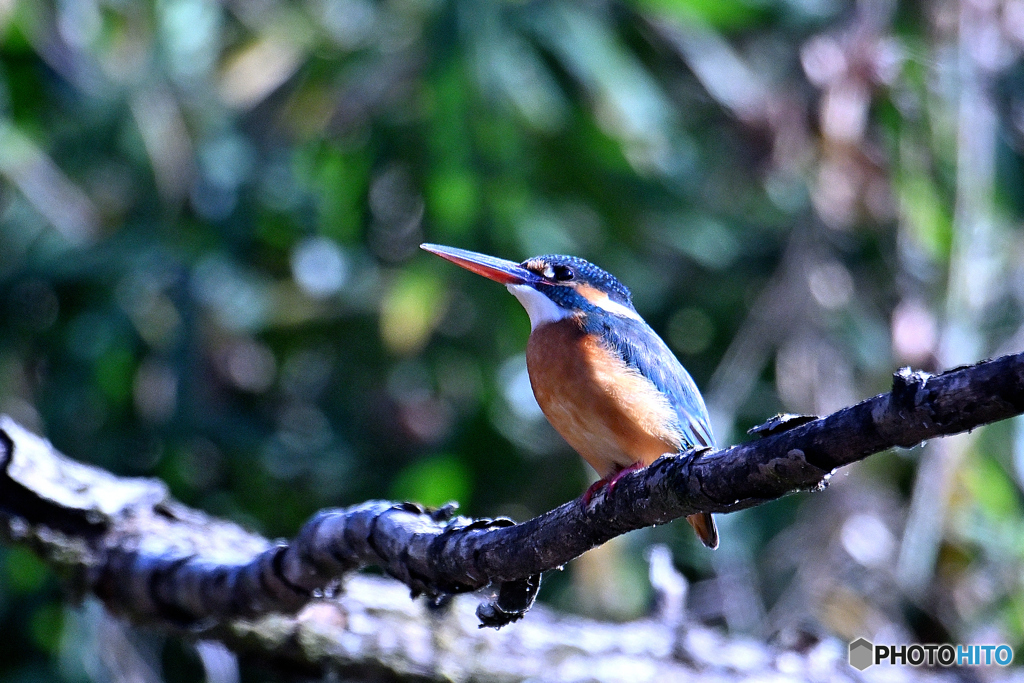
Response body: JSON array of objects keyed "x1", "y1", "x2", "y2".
[{"x1": 420, "y1": 243, "x2": 541, "y2": 286}]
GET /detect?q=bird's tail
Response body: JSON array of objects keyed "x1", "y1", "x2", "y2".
[{"x1": 686, "y1": 512, "x2": 719, "y2": 549}]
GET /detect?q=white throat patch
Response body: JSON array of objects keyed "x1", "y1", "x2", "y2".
[{"x1": 507, "y1": 284, "x2": 572, "y2": 330}]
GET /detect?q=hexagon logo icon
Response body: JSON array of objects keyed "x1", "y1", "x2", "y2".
[{"x1": 849, "y1": 638, "x2": 874, "y2": 671}]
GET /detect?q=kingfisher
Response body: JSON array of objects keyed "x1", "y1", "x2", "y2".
[{"x1": 421, "y1": 243, "x2": 719, "y2": 549}]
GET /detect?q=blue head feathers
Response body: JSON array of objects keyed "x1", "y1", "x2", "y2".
[{"x1": 521, "y1": 254, "x2": 634, "y2": 311}]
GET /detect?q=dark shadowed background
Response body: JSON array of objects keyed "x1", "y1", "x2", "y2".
[{"x1": 1, "y1": 0, "x2": 1023, "y2": 679}]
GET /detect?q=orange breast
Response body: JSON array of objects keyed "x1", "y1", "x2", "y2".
[{"x1": 526, "y1": 319, "x2": 682, "y2": 478}]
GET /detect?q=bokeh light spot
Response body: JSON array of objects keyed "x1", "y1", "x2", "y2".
[
  {"x1": 807, "y1": 260, "x2": 853, "y2": 310},
  {"x1": 840, "y1": 513, "x2": 894, "y2": 568},
  {"x1": 291, "y1": 236, "x2": 348, "y2": 299},
  {"x1": 498, "y1": 354, "x2": 543, "y2": 421},
  {"x1": 380, "y1": 270, "x2": 446, "y2": 355},
  {"x1": 134, "y1": 359, "x2": 178, "y2": 422}
]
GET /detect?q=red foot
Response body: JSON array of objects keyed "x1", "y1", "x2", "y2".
[
  {"x1": 581, "y1": 462, "x2": 648, "y2": 506},
  {"x1": 582, "y1": 479, "x2": 607, "y2": 506},
  {"x1": 606, "y1": 461, "x2": 646, "y2": 494}
]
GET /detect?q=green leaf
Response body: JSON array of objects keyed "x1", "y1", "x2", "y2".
[
  {"x1": 632, "y1": 0, "x2": 768, "y2": 30},
  {"x1": 95, "y1": 347, "x2": 136, "y2": 406},
  {"x1": 30, "y1": 603, "x2": 63, "y2": 653},
  {"x1": 298, "y1": 144, "x2": 369, "y2": 244},
  {"x1": 391, "y1": 454, "x2": 471, "y2": 509},
  {"x1": 427, "y1": 170, "x2": 479, "y2": 236},
  {"x1": 896, "y1": 170, "x2": 952, "y2": 261},
  {"x1": 5, "y1": 547, "x2": 48, "y2": 594},
  {"x1": 962, "y1": 455, "x2": 1021, "y2": 521}
]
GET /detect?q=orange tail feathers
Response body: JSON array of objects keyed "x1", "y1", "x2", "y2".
[{"x1": 686, "y1": 512, "x2": 719, "y2": 549}]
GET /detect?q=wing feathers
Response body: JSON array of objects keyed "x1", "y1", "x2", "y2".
[{"x1": 584, "y1": 315, "x2": 715, "y2": 450}]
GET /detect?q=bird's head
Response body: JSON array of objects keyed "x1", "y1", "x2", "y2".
[{"x1": 421, "y1": 243, "x2": 641, "y2": 330}]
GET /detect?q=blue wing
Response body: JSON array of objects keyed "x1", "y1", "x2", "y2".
[{"x1": 583, "y1": 314, "x2": 715, "y2": 450}]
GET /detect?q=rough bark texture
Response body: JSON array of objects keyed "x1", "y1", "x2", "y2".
[{"x1": 0, "y1": 352, "x2": 1022, "y2": 678}]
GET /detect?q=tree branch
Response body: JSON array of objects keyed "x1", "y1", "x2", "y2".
[{"x1": 2, "y1": 352, "x2": 1023, "y2": 636}]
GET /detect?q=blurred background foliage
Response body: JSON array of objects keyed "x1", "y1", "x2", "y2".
[{"x1": 1, "y1": 0, "x2": 1024, "y2": 679}]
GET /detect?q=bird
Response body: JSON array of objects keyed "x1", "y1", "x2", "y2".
[{"x1": 421, "y1": 243, "x2": 719, "y2": 549}]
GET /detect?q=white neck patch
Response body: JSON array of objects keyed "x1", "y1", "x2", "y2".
[
  {"x1": 574, "y1": 284, "x2": 643, "y2": 322},
  {"x1": 507, "y1": 284, "x2": 572, "y2": 330},
  {"x1": 585, "y1": 291, "x2": 643, "y2": 322}
]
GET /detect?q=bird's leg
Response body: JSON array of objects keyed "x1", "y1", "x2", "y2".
[
  {"x1": 605, "y1": 460, "x2": 646, "y2": 495},
  {"x1": 582, "y1": 461, "x2": 648, "y2": 506}
]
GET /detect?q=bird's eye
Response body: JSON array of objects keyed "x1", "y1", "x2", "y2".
[{"x1": 552, "y1": 265, "x2": 575, "y2": 281}]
